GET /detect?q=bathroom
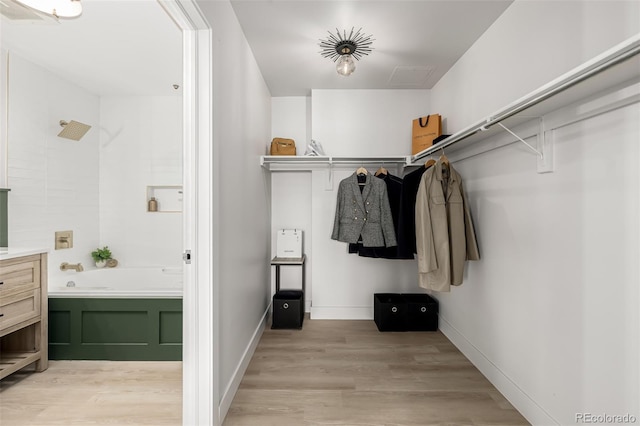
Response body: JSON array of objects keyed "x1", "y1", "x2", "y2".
[{"x1": 0, "y1": 2, "x2": 184, "y2": 358}]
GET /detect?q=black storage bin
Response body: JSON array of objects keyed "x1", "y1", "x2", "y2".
[
  {"x1": 403, "y1": 293, "x2": 438, "y2": 331},
  {"x1": 374, "y1": 293, "x2": 407, "y2": 332},
  {"x1": 272, "y1": 290, "x2": 304, "y2": 329}
]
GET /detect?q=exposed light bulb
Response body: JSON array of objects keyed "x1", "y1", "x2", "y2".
[
  {"x1": 15, "y1": 0, "x2": 82, "y2": 18},
  {"x1": 336, "y1": 55, "x2": 356, "y2": 77}
]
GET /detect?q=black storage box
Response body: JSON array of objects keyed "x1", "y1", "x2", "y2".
[
  {"x1": 374, "y1": 293, "x2": 408, "y2": 332},
  {"x1": 272, "y1": 290, "x2": 304, "y2": 329},
  {"x1": 402, "y1": 293, "x2": 438, "y2": 331}
]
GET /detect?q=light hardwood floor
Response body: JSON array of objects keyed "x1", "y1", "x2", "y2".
[
  {"x1": 0, "y1": 319, "x2": 529, "y2": 426},
  {"x1": 0, "y1": 361, "x2": 182, "y2": 425},
  {"x1": 225, "y1": 318, "x2": 529, "y2": 426}
]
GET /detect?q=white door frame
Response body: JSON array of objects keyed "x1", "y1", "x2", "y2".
[{"x1": 158, "y1": 1, "x2": 217, "y2": 425}]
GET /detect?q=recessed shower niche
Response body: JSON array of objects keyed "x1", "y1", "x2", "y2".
[{"x1": 146, "y1": 185, "x2": 183, "y2": 213}]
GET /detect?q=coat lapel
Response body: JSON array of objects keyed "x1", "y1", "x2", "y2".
[
  {"x1": 350, "y1": 172, "x2": 368, "y2": 213},
  {"x1": 361, "y1": 175, "x2": 372, "y2": 205},
  {"x1": 434, "y1": 158, "x2": 457, "y2": 201},
  {"x1": 445, "y1": 164, "x2": 457, "y2": 201},
  {"x1": 434, "y1": 159, "x2": 446, "y2": 200}
]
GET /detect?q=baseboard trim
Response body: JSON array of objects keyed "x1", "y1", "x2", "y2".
[
  {"x1": 218, "y1": 304, "x2": 269, "y2": 422},
  {"x1": 438, "y1": 314, "x2": 558, "y2": 426},
  {"x1": 310, "y1": 306, "x2": 372, "y2": 319}
]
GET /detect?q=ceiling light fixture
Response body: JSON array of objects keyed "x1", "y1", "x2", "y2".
[
  {"x1": 14, "y1": 0, "x2": 82, "y2": 19},
  {"x1": 319, "y1": 27, "x2": 374, "y2": 77}
]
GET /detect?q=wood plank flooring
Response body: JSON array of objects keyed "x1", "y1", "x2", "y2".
[
  {"x1": 0, "y1": 361, "x2": 182, "y2": 425},
  {"x1": 224, "y1": 318, "x2": 529, "y2": 425},
  {"x1": 0, "y1": 318, "x2": 529, "y2": 425}
]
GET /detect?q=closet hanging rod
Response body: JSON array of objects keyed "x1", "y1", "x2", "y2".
[
  {"x1": 260, "y1": 155, "x2": 411, "y2": 168},
  {"x1": 412, "y1": 34, "x2": 640, "y2": 164},
  {"x1": 486, "y1": 38, "x2": 640, "y2": 127},
  {"x1": 328, "y1": 157, "x2": 410, "y2": 164}
]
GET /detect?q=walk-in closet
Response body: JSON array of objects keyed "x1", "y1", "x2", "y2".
[{"x1": 1, "y1": 1, "x2": 638, "y2": 425}]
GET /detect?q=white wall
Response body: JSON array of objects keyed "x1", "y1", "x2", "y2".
[
  {"x1": 312, "y1": 89, "x2": 429, "y2": 156},
  {"x1": 310, "y1": 167, "x2": 420, "y2": 319},
  {"x1": 270, "y1": 172, "x2": 312, "y2": 309},
  {"x1": 1, "y1": 49, "x2": 7, "y2": 188},
  {"x1": 197, "y1": 1, "x2": 272, "y2": 421},
  {"x1": 271, "y1": 90, "x2": 431, "y2": 319},
  {"x1": 270, "y1": 97, "x2": 312, "y2": 307},
  {"x1": 432, "y1": 0, "x2": 640, "y2": 132},
  {"x1": 99, "y1": 95, "x2": 182, "y2": 268},
  {"x1": 430, "y1": 1, "x2": 640, "y2": 424},
  {"x1": 6, "y1": 53, "x2": 100, "y2": 284},
  {"x1": 272, "y1": 96, "x2": 310, "y2": 154}
]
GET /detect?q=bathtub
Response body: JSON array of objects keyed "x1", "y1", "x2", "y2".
[
  {"x1": 49, "y1": 267, "x2": 183, "y2": 298},
  {"x1": 48, "y1": 267, "x2": 183, "y2": 361}
]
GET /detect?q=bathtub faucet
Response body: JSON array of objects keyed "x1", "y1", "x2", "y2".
[{"x1": 60, "y1": 262, "x2": 84, "y2": 272}]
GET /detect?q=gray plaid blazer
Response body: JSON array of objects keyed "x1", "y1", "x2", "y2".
[{"x1": 331, "y1": 172, "x2": 397, "y2": 248}]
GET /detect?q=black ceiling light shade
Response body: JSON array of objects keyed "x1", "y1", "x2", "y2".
[{"x1": 319, "y1": 27, "x2": 374, "y2": 77}]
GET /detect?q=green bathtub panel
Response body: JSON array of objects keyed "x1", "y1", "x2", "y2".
[
  {"x1": 82, "y1": 311, "x2": 148, "y2": 343},
  {"x1": 0, "y1": 189, "x2": 9, "y2": 247},
  {"x1": 49, "y1": 311, "x2": 71, "y2": 344},
  {"x1": 49, "y1": 298, "x2": 182, "y2": 361},
  {"x1": 159, "y1": 311, "x2": 182, "y2": 344}
]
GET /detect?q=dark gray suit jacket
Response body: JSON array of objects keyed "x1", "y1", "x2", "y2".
[{"x1": 331, "y1": 172, "x2": 397, "y2": 247}]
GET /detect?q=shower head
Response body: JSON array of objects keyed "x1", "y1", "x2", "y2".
[{"x1": 58, "y1": 120, "x2": 92, "y2": 141}]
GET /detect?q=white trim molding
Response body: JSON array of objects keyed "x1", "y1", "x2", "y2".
[
  {"x1": 219, "y1": 305, "x2": 270, "y2": 420},
  {"x1": 310, "y1": 306, "x2": 373, "y2": 320},
  {"x1": 159, "y1": 1, "x2": 216, "y2": 425},
  {"x1": 438, "y1": 315, "x2": 558, "y2": 425}
]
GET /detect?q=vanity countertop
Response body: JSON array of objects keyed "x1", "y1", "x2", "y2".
[{"x1": 0, "y1": 247, "x2": 49, "y2": 261}]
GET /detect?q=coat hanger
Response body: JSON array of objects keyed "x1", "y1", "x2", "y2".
[
  {"x1": 375, "y1": 162, "x2": 388, "y2": 176},
  {"x1": 356, "y1": 165, "x2": 368, "y2": 186},
  {"x1": 439, "y1": 147, "x2": 449, "y2": 166},
  {"x1": 424, "y1": 158, "x2": 436, "y2": 168}
]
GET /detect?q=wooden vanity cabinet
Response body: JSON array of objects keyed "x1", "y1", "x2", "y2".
[{"x1": 0, "y1": 253, "x2": 48, "y2": 379}]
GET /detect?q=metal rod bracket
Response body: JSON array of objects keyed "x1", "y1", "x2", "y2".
[
  {"x1": 497, "y1": 122, "x2": 543, "y2": 158},
  {"x1": 536, "y1": 118, "x2": 554, "y2": 174},
  {"x1": 326, "y1": 162, "x2": 334, "y2": 191}
]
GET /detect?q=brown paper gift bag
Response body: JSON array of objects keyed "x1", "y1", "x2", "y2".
[{"x1": 412, "y1": 114, "x2": 442, "y2": 155}]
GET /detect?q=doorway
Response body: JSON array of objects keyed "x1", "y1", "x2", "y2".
[{"x1": 0, "y1": 0, "x2": 216, "y2": 424}]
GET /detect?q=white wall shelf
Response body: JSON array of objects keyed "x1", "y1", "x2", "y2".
[
  {"x1": 260, "y1": 155, "x2": 411, "y2": 171},
  {"x1": 260, "y1": 35, "x2": 640, "y2": 174}
]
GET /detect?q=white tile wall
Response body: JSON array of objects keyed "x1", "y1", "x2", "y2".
[
  {"x1": 99, "y1": 95, "x2": 182, "y2": 268},
  {"x1": 7, "y1": 54, "x2": 99, "y2": 284},
  {"x1": 7, "y1": 53, "x2": 182, "y2": 285}
]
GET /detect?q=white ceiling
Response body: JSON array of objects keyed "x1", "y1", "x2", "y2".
[
  {"x1": 0, "y1": 0, "x2": 513, "y2": 97},
  {"x1": 0, "y1": 0, "x2": 183, "y2": 96},
  {"x1": 230, "y1": 0, "x2": 513, "y2": 96}
]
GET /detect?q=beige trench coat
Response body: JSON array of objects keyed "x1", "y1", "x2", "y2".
[{"x1": 415, "y1": 159, "x2": 480, "y2": 292}]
